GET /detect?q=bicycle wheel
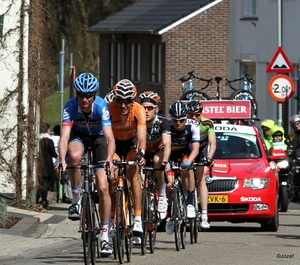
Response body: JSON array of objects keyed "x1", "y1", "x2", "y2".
[
  {"x1": 179, "y1": 189, "x2": 187, "y2": 250},
  {"x1": 173, "y1": 187, "x2": 181, "y2": 251},
  {"x1": 141, "y1": 189, "x2": 148, "y2": 255},
  {"x1": 229, "y1": 89, "x2": 258, "y2": 123},
  {"x1": 149, "y1": 192, "x2": 157, "y2": 254},
  {"x1": 193, "y1": 188, "x2": 199, "y2": 244},
  {"x1": 125, "y1": 188, "x2": 133, "y2": 262},
  {"x1": 116, "y1": 190, "x2": 125, "y2": 264},
  {"x1": 180, "y1": 90, "x2": 211, "y2": 101},
  {"x1": 81, "y1": 194, "x2": 96, "y2": 265}
]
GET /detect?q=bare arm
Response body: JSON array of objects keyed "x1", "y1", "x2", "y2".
[
  {"x1": 162, "y1": 134, "x2": 171, "y2": 162},
  {"x1": 188, "y1": 142, "x2": 200, "y2": 162},
  {"x1": 103, "y1": 126, "x2": 116, "y2": 162},
  {"x1": 58, "y1": 125, "x2": 71, "y2": 170},
  {"x1": 207, "y1": 133, "x2": 216, "y2": 159},
  {"x1": 137, "y1": 126, "x2": 147, "y2": 151}
]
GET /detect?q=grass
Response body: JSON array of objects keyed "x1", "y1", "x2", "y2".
[{"x1": 44, "y1": 87, "x2": 71, "y2": 129}]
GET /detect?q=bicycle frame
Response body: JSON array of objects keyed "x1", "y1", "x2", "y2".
[
  {"x1": 60, "y1": 149, "x2": 108, "y2": 265},
  {"x1": 111, "y1": 159, "x2": 138, "y2": 264}
]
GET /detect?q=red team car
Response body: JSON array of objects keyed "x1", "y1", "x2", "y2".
[{"x1": 209, "y1": 123, "x2": 279, "y2": 231}]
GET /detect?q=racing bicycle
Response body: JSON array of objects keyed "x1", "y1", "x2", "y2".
[
  {"x1": 168, "y1": 161, "x2": 188, "y2": 251},
  {"x1": 140, "y1": 164, "x2": 168, "y2": 254},
  {"x1": 59, "y1": 148, "x2": 110, "y2": 265},
  {"x1": 111, "y1": 159, "x2": 137, "y2": 264}
]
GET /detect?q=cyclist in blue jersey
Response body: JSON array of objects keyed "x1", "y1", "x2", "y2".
[{"x1": 58, "y1": 73, "x2": 115, "y2": 256}]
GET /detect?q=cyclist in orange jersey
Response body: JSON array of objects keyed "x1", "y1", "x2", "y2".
[{"x1": 108, "y1": 79, "x2": 147, "y2": 235}]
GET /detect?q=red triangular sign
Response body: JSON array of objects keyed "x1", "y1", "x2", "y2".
[{"x1": 266, "y1": 46, "x2": 295, "y2": 73}]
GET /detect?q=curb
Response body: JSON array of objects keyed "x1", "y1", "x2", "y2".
[{"x1": 0, "y1": 217, "x2": 39, "y2": 237}]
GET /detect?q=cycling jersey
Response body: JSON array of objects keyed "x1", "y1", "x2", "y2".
[
  {"x1": 146, "y1": 115, "x2": 171, "y2": 153},
  {"x1": 199, "y1": 116, "x2": 215, "y2": 148},
  {"x1": 108, "y1": 101, "x2": 146, "y2": 141},
  {"x1": 62, "y1": 96, "x2": 111, "y2": 135},
  {"x1": 169, "y1": 118, "x2": 200, "y2": 152}
]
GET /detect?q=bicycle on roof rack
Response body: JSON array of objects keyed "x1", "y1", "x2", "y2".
[{"x1": 179, "y1": 70, "x2": 259, "y2": 125}]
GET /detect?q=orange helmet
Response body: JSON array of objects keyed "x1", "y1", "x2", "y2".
[
  {"x1": 113, "y1": 79, "x2": 137, "y2": 99},
  {"x1": 138, "y1": 91, "x2": 161, "y2": 105}
]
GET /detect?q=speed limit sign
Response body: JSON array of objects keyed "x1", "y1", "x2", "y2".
[{"x1": 268, "y1": 74, "x2": 295, "y2": 102}]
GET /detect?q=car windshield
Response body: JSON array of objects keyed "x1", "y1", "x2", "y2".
[{"x1": 213, "y1": 132, "x2": 261, "y2": 159}]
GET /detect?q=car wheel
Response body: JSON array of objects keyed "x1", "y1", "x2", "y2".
[{"x1": 261, "y1": 199, "x2": 279, "y2": 232}]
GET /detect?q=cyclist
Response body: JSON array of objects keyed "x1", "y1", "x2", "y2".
[
  {"x1": 165, "y1": 100, "x2": 200, "y2": 235},
  {"x1": 289, "y1": 114, "x2": 300, "y2": 202},
  {"x1": 289, "y1": 114, "x2": 300, "y2": 141},
  {"x1": 270, "y1": 125, "x2": 287, "y2": 150},
  {"x1": 58, "y1": 73, "x2": 115, "y2": 256},
  {"x1": 260, "y1": 119, "x2": 276, "y2": 150},
  {"x1": 186, "y1": 100, "x2": 216, "y2": 229},
  {"x1": 138, "y1": 91, "x2": 171, "y2": 220},
  {"x1": 108, "y1": 79, "x2": 147, "y2": 235}
]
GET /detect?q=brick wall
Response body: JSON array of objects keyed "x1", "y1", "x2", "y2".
[
  {"x1": 99, "y1": 0, "x2": 230, "y2": 116},
  {"x1": 162, "y1": 0, "x2": 230, "y2": 116}
]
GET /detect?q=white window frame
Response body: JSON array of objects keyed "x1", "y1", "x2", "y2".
[
  {"x1": 130, "y1": 43, "x2": 141, "y2": 82},
  {"x1": 109, "y1": 42, "x2": 124, "y2": 88},
  {"x1": 244, "y1": 0, "x2": 257, "y2": 17},
  {"x1": 151, "y1": 44, "x2": 162, "y2": 84}
]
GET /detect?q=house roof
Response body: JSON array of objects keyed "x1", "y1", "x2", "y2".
[{"x1": 88, "y1": 0, "x2": 221, "y2": 35}]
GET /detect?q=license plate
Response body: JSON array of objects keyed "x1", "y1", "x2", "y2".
[{"x1": 208, "y1": 195, "x2": 228, "y2": 203}]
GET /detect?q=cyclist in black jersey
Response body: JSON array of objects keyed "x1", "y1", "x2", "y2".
[
  {"x1": 187, "y1": 100, "x2": 216, "y2": 230},
  {"x1": 138, "y1": 91, "x2": 172, "y2": 221},
  {"x1": 165, "y1": 100, "x2": 200, "y2": 235}
]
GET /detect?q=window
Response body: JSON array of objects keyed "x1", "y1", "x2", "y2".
[
  {"x1": 109, "y1": 42, "x2": 124, "y2": 88},
  {"x1": 150, "y1": 44, "x2": 162, "y2": 84},
  {"x1": 0, "y1": 15, "x2": 4, "y2": 38},
  {"x1": 130, "y1": 43, "x2": 140, "y2": 82},
  {"x1": 244, "y1": 0, "x2": 257, "y2": 17}
]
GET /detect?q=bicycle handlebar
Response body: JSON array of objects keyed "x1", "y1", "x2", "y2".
[
  {"x1": 226, "y1": 73, "x2": 254, "y2": 91},
  {"x1": 179, "y1": 70, "x2": 213, "y2": 90}
]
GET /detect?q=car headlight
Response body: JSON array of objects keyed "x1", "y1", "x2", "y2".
[
  {"x1": 276, "y1": 160, "x2": 289, "y2": 169},
  {"x1": 243, "y1": 178, "x2": 269, "y2": 190}
]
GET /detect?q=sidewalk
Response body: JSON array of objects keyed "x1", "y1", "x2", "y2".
[{"x1": 0, "y1": 202, "x2": 80, "y2": 262}]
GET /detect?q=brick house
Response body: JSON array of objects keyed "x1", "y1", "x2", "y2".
[{"x1": 89, "y1": 0, "x2": 229, "y2": 116}]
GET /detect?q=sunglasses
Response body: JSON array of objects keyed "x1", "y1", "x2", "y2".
[
  {"x1": 261, "y1": 127, "x2": 270, "y2": 131},
  {"x1": 76, "y1": 92, "x2": 95, "y2": 99},
  {"x1": 293, "y1": 122, "x2": 300, "y2": 129},
  {"x1": 115, "y1": 97, "x2": 133, "y2": 105},
  {"x1": 143, "y1": 106, "x2": 156, "y2": 111},
  {"x1": 172, "y1": 117, "x2": 187, "y2": 123},
  {"x1": 190, "y1": 113, "x2": 201, "y2": 118}
]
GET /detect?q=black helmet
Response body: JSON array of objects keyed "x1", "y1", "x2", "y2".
[{"x1": 169, "y1": 101, "x2": 188, "y2": 117}]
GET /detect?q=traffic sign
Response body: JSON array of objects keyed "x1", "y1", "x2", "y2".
[
  {"x1": 266, "y1": 47, "x2": 295, "y2": 73},
  {"x1": 268, "y1": 74, "x2": 294, "y2": 102}
]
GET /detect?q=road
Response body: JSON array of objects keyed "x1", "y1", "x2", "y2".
[{"x1": 3, "y1": 203, "x2": 300, "y2": 265}]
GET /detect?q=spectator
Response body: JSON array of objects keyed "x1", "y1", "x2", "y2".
[{"x1": 37, "y1": 122, "x2": 58, "y2": 210}]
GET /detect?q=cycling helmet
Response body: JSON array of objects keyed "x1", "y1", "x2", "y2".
[
  {"x1": 289, "y1": 114, "x2": 300, "y2": 127},
  {"x1": 138, "y1": 91, "x2": 161, "y2": 105},
  {"x1": 261, "y1": 119, "x2": 275, "y2": 129},
  {"x1": 270, "y1": 125, "x2": 284, "y2": 136},
  {"x1": 104, "y1": 90, "x2": 114, "y2": 103},
  {"x1": 113, "y1": 79, "x2": 137, "y2": 99},
  {"x1": 74, "y1": 73, "x2": 99, "y2": 93},
  {"x1": 187, "y1": 100, "x2": 203, "y2": 113},
  {"x1": 169, "y1": 100, "x2": 188, "y2": 117}
]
